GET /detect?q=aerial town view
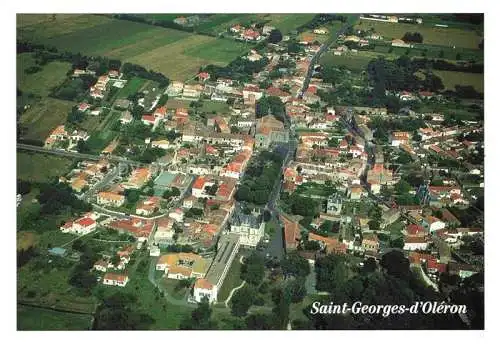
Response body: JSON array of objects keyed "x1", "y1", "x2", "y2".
[{"x1": 16, "y1": 13, "x2": 484, "y2": 330}]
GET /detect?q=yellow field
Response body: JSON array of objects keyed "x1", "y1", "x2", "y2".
[
  {"x1": 433, "y1": 70, "x2": 484, "y2": 93},
  {"x1": 127, "y1": 35, "x2": 225, "y2": 81},
  {"x1": 17, "y1": 232, "x2": 38, "y2": 251},
  {"x1": 19, "y1": 98, "x2": 74, "y2": 141},
  {"x1": 356, "y1": 19, "x2": 483, "y2": 49}
]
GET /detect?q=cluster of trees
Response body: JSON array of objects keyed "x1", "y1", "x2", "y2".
[
  {"x1": 369, "y1": 115, "x2": 426, "y2": 142},
  {"x1": 240, "y1": 252, "x2": 265, "y2": 285},
  {"x1": 255, "y1": 95, "x2": 286, "y2": 121},
  {"x1": 68, "y1": 241, "x2": 98, "y2": 294},
  {"x1": 367, "y1": 56, "x2": 445, "y2": 99},
  {"x1": 121, "y1": 62, "x2": 169, "y2": 88},
  {"x1": 235, "y1": 150, "x2": 284, "y2": 205},
  {"x1": 93, "y1": 292, "x2": 155, "y2": 330},
  {"x1": 162, "y1": 187, "x2": 180, "y2": 199},
  {"x1": 297, "y1": 14, "x2": 348, "y2": 32},
  {"x1": 402, "y1": 32, "x2": 423, "y2": 43},
  {"x1": 37, "y1": 182, "x2": 91, "y2": 215},
  {"x1": 202, "y1": 55, "x2": 269, "y2": 82}
]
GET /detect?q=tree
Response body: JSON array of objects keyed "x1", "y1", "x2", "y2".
[
  {"x1": 389, "y1": 237, "x2": 405, "y2": 249},
  {"x1": 315, "y1": 254, "x2": 349, "y2": 292},
  {"x1": 179, "y1": 298, "x2": 217, "y2": 329},
  {"x1": 268, "y1": 29, "x2": 283, "y2": 43},
  {"x1": 380, "y1": 250, "x2": 410, "y2": 280},
  {"x1": 124, "y1": 189, "x2": 141, "y2": 204},
  {"x1": 363, "y1": 257, "x2": 377, "y2": 273},
  {"x1": 368, "y1": 219, "x2": 380, "y2": 230},
  {"x1": 230, "y1": 285, "x2": 255, "y2": 317},
  {"x1": 281, "y1": 252, "x2": 310, "y2": 278},
  {"x1": 285, "y1": 277, "x2": 307, "y2": 303},
  {"x1": 240, "y1": 253, "x2": 265, "y2": 285},
  {"x1": 230, "y1": 125, "x2": 239, "y2": 134},
  {"x1": 245, "y1": 313, "x2": 277, "y2": 330},
  {"x1": 402, "y1": 32, "x2": 423, "y2": 43}
]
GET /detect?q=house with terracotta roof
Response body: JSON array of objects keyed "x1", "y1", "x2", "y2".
[
  {"x1": 156, "y1": 252, "x2": 210, "y2": 280},
  {"x1": 309, "y1": 232, "x2": 347, "y2": 254},
  {"x1": 60, "y1": 215, "x2": 97, "y2": 235},
  {"x1": 109, "y1": 218, "x2": 155, "y2": 244},
  {"x1": 403, "y1": 236, "x2": 429, "y2": 251},
  {"x1": 97, "y1": 191, "x2": 125, "y2": 207},
  {"x1": 197, "y1": 72, "x2": 210, "y2": 82},
  {"x1": 390, "y1": 131, "x2": 411, "y2": 147},
  {"x1": 135, "y1": 196, "x2": 161, "y2": 216},
  {"x1": 404, "y1": 224, "x2": 427, "y2": 237},
  {"x1": 103, "y1": 273, "x2": 129, "y2": 287},
  {"x1": 153, "y1": 217, "x2": 175, "y2": 245},
  {"x1": 281, "y1": 215, "x2": 300, "y2": 251},
  {"x1": 122, "y1": 167, "x2": 152, "y2": 189},
  {"x1": 255, "y1": 115, "x2": 289, "y2": 148},
  {"x1": 193, "y1": 278, "x2": 216, "y2": 303}
]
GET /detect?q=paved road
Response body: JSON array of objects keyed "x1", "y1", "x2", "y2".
[
  {"x1": 298, "y1": 16, "x2": 359, "y2": 98},
  {"x1": 17, "y1": 143, "x2": 145, "y2": 167},
  {"x1": 82, "y1": 167, "x2": 119, "y2": 202}
]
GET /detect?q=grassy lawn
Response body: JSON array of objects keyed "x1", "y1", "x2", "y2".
[
  {"x1": 263, "y1": 14, "x2": 316, "y2": 33},
  {"x1": 355, "y1": 18, "x2": 483, "y2": 49},
  {"x1": 115, "y1": 77, "x2": 147, "y2": 99},
  {"x1": 17, "y1": 151, "x2": 74, "y2": 183},
  {"x1": 17, "y1": 53, "x2": 71, "y2": 97},
  {"x1": 295, "y1": 182, "x2": 336, "y2": 197},
  {"x1": 17, "y1": 305, "x2": 93, "y2": 330},
  {"x1": 433, "y1": 70, "x2": 483, "y2": 93},
  {"x1": 19, "y1": 98, "x2": 74, "y2": 142},
  {"x1": 184, "y1": 37, "x2": 252, "y2": 63},
  {"x1": 161, "y1": 279, "x2": 189, "y2": 300},
  {"x1": 387, "y1": 220, "x2": 405, "y2": 236},
  {"x1": 217, "y1": 253, "x2": 243, "y2": 302},
  {"x1": 199, "y1": 100, "x2": 230, "y2": 114},
  {"x1": 320, "y1": 51, "x2": 377, "y2": 72},
  {"x1": 17, "y1": 256, "x2": 98, "y2": 313},
  {"x1": 96, "y1": 272, "x2": 191, "y2": 329}
]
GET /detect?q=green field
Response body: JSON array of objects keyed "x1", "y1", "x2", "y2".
[
  {"x1": 356, "y1": 18, "x2": 483, "y2": 49},
  {"x1": 433, "y1": 70, "x2": 484, "y2": 93},
  {"x1": 17, "y1": 305, "x2": 93, "y2": 330},
  {"x1": 263, "y1": 14, "x2": 316, "y2": 33},
  {"x1": 17, "y1": 14, "x2": 251, "y2": 81},
  {"x1": 217, "y1": 253, "x2": 243, "y2": 302},
  {"x1": 17, "y1": 53, "x2": 71, "y2": 97},
  {"x1": 183, "y1": 38, "x2": 252, "y2": 62},
  {"x1": 19, "y1": 98, "x2": 74, "y2": 142},
  {"x1": 116, "y1": 77, "x2": 147, "y2": 99},
  {"x1": 17, "y1": 151, "x2": 74, "y2": 183},
  {"x1": 320, "y1": 51, "x2": 378, "y2": 71},
  {"x1": 199, "y1": 100, "x2": 231, "y2": 114}
]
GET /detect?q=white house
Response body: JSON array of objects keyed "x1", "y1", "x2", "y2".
[
  {"x1": 403, "y1": 236, "x2": 429, "y2": 251},
  {"x1": 422, "y1": 216, "x2": 446, "y2": 233},
  {"x1": 193, "y1": 278, "x2": 217, "y2": 304},
  {"x1": 103, "y1": 273, "x2": 129, "y2": 287},
  {"x1": 169, "y1": 208, "x2": 185, "y2": 223}
]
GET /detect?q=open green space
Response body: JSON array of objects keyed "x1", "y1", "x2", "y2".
[
  {"x1": 199, "y1": 100, "x2": 231, "y2": 114},
  {"x1": 116, "y1": 77, "x2": 147, "y2": 99},
  {"x1": 17, "y1": 53, "x2": 71, "y2": 97},
  {"x1": 433, "y1": 70, "x2": 483, "y2": 93},
  {"x1": 218, "y1": 253, "x2": 243, "y2": 302},
  {"x1": 17, "y1": 151, "x2": 74, "y2": 183},
  {"x1": 17, "y1": 305, "x2": 93, "y2": 330},
  {"x1": 19, "y1": 98, "x2": 74, "y2": 142},
  {"x1": 263, "y1": 14, "x2": 316, "y2": 33},
  {"x1": 162, "y1": 279, "x2": 189, "y2": 300},
  {"x1": 320, "y1": 51, "x2": 377, "y2": 72},
  {"x1": 356, "y1": 18, "x2": 483, "y2": 49},
  {"x1": 183, "y1": 38, "x2": 252, "y2": 63}
]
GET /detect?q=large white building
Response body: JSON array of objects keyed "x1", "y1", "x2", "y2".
[{"x1": 229, "y1": 212, "x2": 265, "y2": 247}]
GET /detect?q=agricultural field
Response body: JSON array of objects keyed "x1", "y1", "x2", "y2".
[
  {"x1": 17, "y1": 14, "x2": 252, "y2": 81},
  {"x1": 199, "y1": 100, "x2": 231, "y2": 114},
  {"x1": 19, "y1": 98, "x2": 74, "y2": 142},
  {"x1": 433, "y1": 70, "x2": 484, "y2": 93},
  {"x1": 17, "y1": 305, "x2": 93, "y2": 330},
  {"x1": 298, "y1": 21, "x2": 343, "y2": 44},
  {"x1": 320, "y1": 51, "x2": 378, "y2": 72},
  {"x1": 262, "y1": 14, "x2": 316, "y2": 33},
  {"x1": 17, "y1": 53, "x2": 71, "y2": 97},
  {"x1": 17, "y1": 151, "x2": 74, "y2": 183},
  {"x1": 355, "y1": 18, "x2": 483, "y2": 49},
  {"x1": 194, "y1": 14, "x2": 260, "y2": 34}
]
